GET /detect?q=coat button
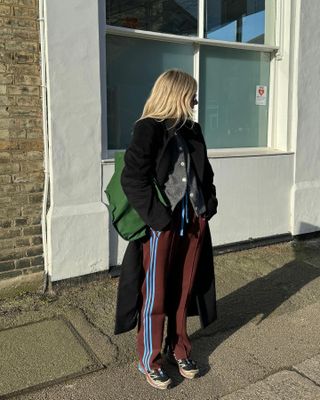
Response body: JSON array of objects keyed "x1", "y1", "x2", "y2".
[
  {"x1": 180, "y1": 161, "x2": 185, "y2": 167},
  {"x1": 190, "y1": 192, "x2": 194, "y2": 198},
  {"x1": 179, "y1": 146, "x2": 183, "y2": 151},
  {"x1": 182, "y1": 177, "x2": 187, "y2": 182}
]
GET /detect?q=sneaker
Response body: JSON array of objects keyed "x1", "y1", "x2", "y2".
[
  {"x1": 164, "y1": 345, "x2": 199, "y2": 379},
  {"x1": 137, "y1": 362, "x2": 172, "y2": 390}
]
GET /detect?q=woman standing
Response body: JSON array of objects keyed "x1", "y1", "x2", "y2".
[{"x1": 114, "y1": 69, "x2": 218, "y2": 390}]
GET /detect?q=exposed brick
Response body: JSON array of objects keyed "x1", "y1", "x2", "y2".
[
  {"x1": 14, "y1": 74, "x2": 40, "y2": 85},
  {"x1": 16, "y1": 94, "x2": 40, "y2": 106},
  {"x1": 0, "y1": 206, "x2": 21, "y2": 218},
  {"x1": 18, "y1": 181, "x2": 43, "y2": 192},
  {"x1": 15, "y1": 237, "x2": 30, "y2": 246},
  {"x1": 1, "y1": 0, "x2": 43, "y2": 278},
  {"x1": 9, "y1": 130, "x2": 27, "y2": 139},
  {"x1": 17, "y1": 138, "x2": 43, "y2": 150},
  {"x1": 0, "y1": 247, "x2": 26, "y2": 262},
  {"x1": 0, "y1": 5, "x2": 11, "y2": 16},
  {"x1": 14, "y1": 217, "x2": 27, "y2": 226},
  {"x1": 0, "y1": 260, "x2": 15, "y2": 272},
  {"x1": 22, "y1": 259, "x2": 44, "y2": 275},
  {"x1": 26, "y1": 128, "x2": 42, "y2": 139},
  {"x1": 0, "y1": 129, "x2": 10, "y2": 139},
  {"x1": 0, "y1": 269, "x2": 22, "y2": 280},
  {"x1": 26, "y1": 150, "x2": 42, "y2": 160},
  {"x1": 0, "y1": 227, "x2": 21, "y2": 239},
  {"x1": 22, "y1": 224, "x2": 41, "y2": 235},
  {"x1": 28, "y1": 192, "x2": 42, "y2": 203},
  {"x1": 6, "y1": 40, "x2": 38, "y2": 52},
  {"x1": 0, "y1": 107, "x2": 10, "y2": 117},
  {"x1": 18, "y1": 0, "x2": 36, "y2": 7},
  {"x1": 0, "y1": 237, "x2": 16, "y2": 250},
  {"x1": 0, "y1": 95, "x2": 16, "y2": 105},
  {"x1": 13, "y1": 6, "x2": 37, "y2": 18},
  {"x1": 8, "y1": 85, "x2": 39, "y2": 95},
  {"x1": 2, "y1": 17, "x2": 36, "y2": 30},
  {"x1": 0, "y1": 140, "x2": 20, "y2": 150},
  {"x1": 0, "y1": 183, "x2": 20, "y2": 193},
  {"x1": 0, "y1": 219, "x2": 12, "y2": 228},
  {"x1": 0, "y1": 174, "x2": 11, "y2": 184},
  {"x1": 28, "y1": 214, "x2": 41, "y2": 225},
  {"x1": 0, "y1": 118, "x2": 10, "y2": 129},
  {"x1": 26, "y1": 245, "x2": 42, "y2": 257},
  {"x1": 0, "y1": 73, "x2": 13, "y2": 84},
  {"x1": 31, "y1": 235, "x2": 41, "y2": 245},
  {"x1": 29, "y1": 256, "x2": 43, "y2": 268},
  {"x1": 0, "y1": 162, "x2": 19, "y2": 173},
  {"x1": 18, "y1": 118, "x2": 42, "y2": 129},
  {"x1": 15, "y1": 257, "x2": 31, "y2": 269}
]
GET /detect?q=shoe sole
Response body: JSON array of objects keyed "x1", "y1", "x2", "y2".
[
  {"x1": 166, "y1": 355, "x2": 199, "y2": 379},
  {"x1": 137, "y1": 363, "x2": 172, "y2": 390}
]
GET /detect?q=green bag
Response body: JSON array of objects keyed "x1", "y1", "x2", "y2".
[{"x1": 104, "y1": 151, "x2": 169, "y2": 241}]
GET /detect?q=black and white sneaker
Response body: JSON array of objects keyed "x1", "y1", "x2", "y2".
[
  {"x1": 138, "y1": 362, "x2": 172, "y2": 390},
  {"x1": 164, "y1": 345, "x2": 199, "y2": 379}
]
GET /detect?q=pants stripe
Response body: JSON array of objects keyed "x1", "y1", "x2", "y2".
[
  {"x1": 142, "y1": 234, "x2": 154, "y2": 370},
  {"x1": 142, "y1": 230, "x2": 161, "y2": 371}
]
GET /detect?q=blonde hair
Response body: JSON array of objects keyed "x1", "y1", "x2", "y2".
[{"x1": 137, "y1": 69, "x2": 197, "y2": 129}]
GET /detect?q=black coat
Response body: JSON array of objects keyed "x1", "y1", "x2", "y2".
[{"x1": 114, "y1": 117, "x2": 218, "y2": 335}]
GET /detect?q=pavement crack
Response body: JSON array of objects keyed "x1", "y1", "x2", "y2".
[
  {"x1": 291, "y1": 366, "x2": 320, "y2": 388},
  {"x1": 76, "y1": 306, "x2": 120, "y2": 364}
]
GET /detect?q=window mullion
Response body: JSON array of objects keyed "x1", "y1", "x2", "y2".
[
  {"x1": 193, "y1": 44, "x2": 200, "y2": 123},
  {"x1": 198, "y1": 0, "x2": 205, "y2": 39}
]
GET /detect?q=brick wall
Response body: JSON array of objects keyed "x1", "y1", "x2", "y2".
[{"x1": 0, "y1": 0, "x2": 44, "y2": 280}]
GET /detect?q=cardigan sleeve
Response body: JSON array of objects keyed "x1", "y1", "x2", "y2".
[
  {"x1": 194, "y1": 122, "x2": 218, "y2": 219},
  {"x1": 120, "y1": 118, "x2": 172, "y2": 231}
]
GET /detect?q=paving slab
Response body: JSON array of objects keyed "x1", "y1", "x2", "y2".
[
  {"x1": 0, "y1": 238, "x2": 320, "y2": 399},
  {"x1": 0, "y1": 316, "x2": 103, "y2": 398},
  {"x1": 293, "y1": 354, "x2": 320, "y2": 385},
  {"x1": 221, "y1": 371, "x2": 320, "y2": 400}
]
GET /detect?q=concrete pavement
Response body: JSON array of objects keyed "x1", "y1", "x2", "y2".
[{"x1": 0, "y1": 237, "x2": 320, "y2": 399}]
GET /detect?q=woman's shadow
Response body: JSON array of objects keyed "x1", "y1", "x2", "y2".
[{"x1": 164, "y1": 237, "x2": 320, "y2": 383}]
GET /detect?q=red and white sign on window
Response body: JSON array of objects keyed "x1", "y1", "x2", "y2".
[{"x1": 255, "y1": 85, "x2": 267, "y2": 106}]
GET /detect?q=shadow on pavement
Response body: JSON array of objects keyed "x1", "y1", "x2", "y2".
[{"x1": 189, "y1": 254, "x2": 320, "y2": 378}]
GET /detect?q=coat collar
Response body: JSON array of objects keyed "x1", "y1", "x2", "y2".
[
  {"x1": 163, "y1": 118, "x2": 196, "y2": 137},
  {"x1": 161, "y1": 118, "x2": 204, "y2": 181}
]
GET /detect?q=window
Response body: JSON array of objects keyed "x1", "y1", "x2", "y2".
[
  {"x1": 105, "y1": 0, "x2": 278, "y2": 150},
  {"x1": 206, "y1": 0, "x2": 266, "y2": 44}
]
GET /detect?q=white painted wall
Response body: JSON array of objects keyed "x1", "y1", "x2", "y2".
[
  {"x1": 102, "y1": 153, "x2": 294, "y2": 265},
  {"x1": 45, "y1": 0, "x2": 108, "y2": 281},
  {"x1": 293, "y1": 0, "x2": 320, "y2": 234}
]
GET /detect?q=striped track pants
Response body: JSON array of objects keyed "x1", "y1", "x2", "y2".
[{"x1": 137, "y1": 198, "x2": 206, "y2": 371}]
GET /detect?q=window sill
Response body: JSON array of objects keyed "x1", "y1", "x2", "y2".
[
  {"x1": 101, "y1": 148, "x2": 294, "y2": 164},
  {"x1": 206, "y1": 148, "x2": 294, "y2": 159}
]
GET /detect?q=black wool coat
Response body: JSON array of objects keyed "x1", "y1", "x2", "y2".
[{"x1": 114, "y1": 117, "x2": 218, "y2": 335}]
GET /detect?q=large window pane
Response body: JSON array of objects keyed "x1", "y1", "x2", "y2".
[
  {"x1": 106, "y1": 0, "x2": 198, "y2": 36},
  {"x1": 199, "y1": 46, "x2": 270, "y2": 148},
  {"x1": 206, "y1": 0, "x2": 266, "y2": 44},
  {"x1": 106, "y1": 35, "x2": 194, "y2": 149}
]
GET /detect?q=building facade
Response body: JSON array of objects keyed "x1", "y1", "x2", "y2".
[
  {"x1": 0, "y1": 0, "x2": 45, "y2": 280},
  {"x1": 1, "y1": 0, "x2": 320, "y2": 284}
]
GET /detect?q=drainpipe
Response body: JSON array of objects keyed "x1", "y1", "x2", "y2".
[{"x1": 38, "y1": 0, "x2": 51, "y2": 294}]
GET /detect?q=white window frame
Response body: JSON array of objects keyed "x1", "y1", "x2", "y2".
[{"x1": 104, "y1": 0, "x2": 294, "y2": 158}]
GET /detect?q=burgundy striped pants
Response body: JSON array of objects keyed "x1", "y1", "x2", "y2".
[{"x1": 137, "y1": 196, "x2": 207, "y2": 371}]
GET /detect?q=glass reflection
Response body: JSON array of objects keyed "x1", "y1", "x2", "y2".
[
  {"x1": 106, "y1": 0, "x2": 198, "y2": 36},
  {"x1": 206, "y1": 0, "x2": 265, "y2": 44}
]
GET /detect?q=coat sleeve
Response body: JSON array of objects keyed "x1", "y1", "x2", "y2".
[
  {"x1": 195, "y1": 122, "x2": 218, "y2": 219},
  {"x1": 120, "y1": 118, "x2": 172, "y2": 231}
]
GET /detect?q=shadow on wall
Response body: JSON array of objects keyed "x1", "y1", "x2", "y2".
[
  {"x1": 188, "y1": 224, "x2": 320, "y2": 378},
  {"x1": 296, "y1": 222, "x2": 320, "y2": 237}
]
